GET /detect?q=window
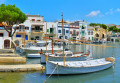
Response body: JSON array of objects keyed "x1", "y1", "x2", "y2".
[
  {"x1": 47, "y1": 29, "x2": 49, "y2": 32},
  {"x1": 66, "y1": 30, "x2": 69, "y2": 33},
  {"x1": 82, "y1": 31, "x2": 85, "y2": 36},
  {"x1": 16, "y1": 35, "x2": 21, "y2": 37},
  {"x1": 82, "y1": 25, "x2": 85, "y2": 29},
  {"x1": 25, "y1": 27, "x2": 29, "y2": 30},
  {"x1": 40, "y1": 28, "x2": 43, "y2": 31},
  {"x1": 58, "y1": 30, "x2": 61, "y2": 33},
  {"x1": 37, "y1": 20, "x2": 41, "y2": 22},
  {"x1": 88, "y1": 31, "x2": 90, "y2": 35},
  {"x1": 91, "y1": 31, "x2": 93, "y2": 35},
  {"x1": 95, "y1": 28, "x2": 98, "y2": 31},
  {"x1": 50, "y1": 28, "x2": 53, "y2": 34},
  {"x1": 32, "y1": 19, "x2": 35, "y2": 22},
  {"x1": 77, "y1": 32, "x2": 79, "y2": 35},
  {"x1": 73, "y1": 30, "x2": 76, "y2": 34},
  {"x1": 65, "y1": 36, "x2": 67, "y2": 39},
  {"x1": 0, "y1": 33, "x2": 3, "y2": 37},
  {"x1": 70, "y1": 31, "x2": 72, "y2": 34}
]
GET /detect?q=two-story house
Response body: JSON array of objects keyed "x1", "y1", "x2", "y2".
[
  {"x1": 13, "y1": 15, "x2": 45, "y2": 45},
  {"x1": 94, "y1": 26, "x2": 107, "y2": 41},
  {"x1": 57, "y1": 21, "x2": 70, "y2": 39},
  {"x1": 69, "y1": 21, "x2": 80, "y2": 40},
  {"x1": 86, "y1": 25, "x2": 94, "y2": 41},
  {"x1": 79, "y1": 21, "x2": 88, "y2": 40}
]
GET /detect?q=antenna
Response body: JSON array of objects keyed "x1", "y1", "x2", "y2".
[{"x1": 61, "y1": 12, "x2": 63, "y2": 17}]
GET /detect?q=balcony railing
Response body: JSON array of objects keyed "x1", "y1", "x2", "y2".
[
  {"x1": 31, "y1": 30, "x2": 43, "y2": 33},
  {"x1": 72, "y1": 34, "x2": 78, "y2": 36}
]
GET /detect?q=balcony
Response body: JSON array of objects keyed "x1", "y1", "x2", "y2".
[
  {"x1": 72, "y1": 34, "x2": 78, "y2": 36},
  {"x1": 31, "y1": 30, "x2": 44, "y2": 33}
]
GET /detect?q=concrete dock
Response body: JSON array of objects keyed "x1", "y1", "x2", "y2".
[
  {"x1": 0, "y1": 64, "x2": 45, "y2": 72},
  {"x1": 0, "y1": 53, "x2": 19, "y2": 57},
  {"x1": 0, "y1": 57, "x2": 26, "y2": 64}
]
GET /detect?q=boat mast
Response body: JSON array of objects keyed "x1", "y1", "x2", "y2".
[
  {"x1": 84, "y1": 39, "x2": 86, "y2": 54},
  {"x1": 46, "y1": 22, "x2": 47, "y2": 53},
  {"x1": 62, "y1": 12, "x2": 65, "y2": 66},
  {"x1": 24, "y1": 25, "x2": 25, "y2": 48},
  {"x1": 52, "y1": 25, "x2": 54, "y2": 54},
  {"x1": 113, "y1": 47, "x2": 114, "y2": 58},
  {"x1": 46, "y1": 22, "x2": 48, "y2": 61}
]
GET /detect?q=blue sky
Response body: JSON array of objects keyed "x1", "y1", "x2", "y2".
[{"x1": 1, "y1": 0, "x2": 120, "y2": 25}]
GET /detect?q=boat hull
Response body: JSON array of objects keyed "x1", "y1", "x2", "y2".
[
  {"x1": 27, "y1": 53, "x2": 41, "y2": 58},
  {"x1": 19, "y1": 47, "x2": 63, "y2": 53},
  {"x1": 46, "y1": 60, "x2": 114, "y2": 75},
  {"x1": 41, "y1": 54, "x2": 88, "y2": 64}
]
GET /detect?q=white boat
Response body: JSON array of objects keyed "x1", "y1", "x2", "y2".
[
  {"x1": 27, "y1": 53, "x2": 41, "y2": 58},
  {"x1": 46, "y1": 57, "x2": 115, "y2": 75},
  {"x1": 41, "y1": 51, "x2": 90, "y2": 64},
  {"x1": 19, "y1": 40, "x2": 63, "y2": 53}
]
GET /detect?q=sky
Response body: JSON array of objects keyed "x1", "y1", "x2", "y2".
[{"x1": 1, "y1": 0, "x2": 120, "y2": 25}]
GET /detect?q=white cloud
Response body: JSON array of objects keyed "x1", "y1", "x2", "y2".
[
  {"x1": 105, "y1": 8, "x2": 113, "y2": 15},
  {"x1": 116, "y1": 8, "x2": 120, "y2": 12},
  {"x1": 86, "y1": 11, "x2": 100, "y2": 17},
  {"x1": 0, "y1": 0, "x2": 6, "y2": 4}
]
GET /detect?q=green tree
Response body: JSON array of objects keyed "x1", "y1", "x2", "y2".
[
  {"x1": 101, "y1": 24, "x2": 107, "y2": 30},
  {"x1": 0, "y1": 4, "x2": 26, "y2": 37}
]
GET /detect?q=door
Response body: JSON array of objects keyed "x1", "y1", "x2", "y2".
[
  {"x1": 25, "y1": 35, "x2": 28, "y2": 40},
  {"x1": 4, "y1": 40, "x2": 10, "y2": 49},
  {"x1": 50, "y1": 28, "x2": 53, "y2": 34}
]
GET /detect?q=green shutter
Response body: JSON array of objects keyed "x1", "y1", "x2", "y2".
[{"x1": 47, "y1": 29, "x2": 49, "y2": 32}]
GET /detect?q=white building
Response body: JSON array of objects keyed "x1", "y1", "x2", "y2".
[
  {"x1": 57, "y1": 21, "x2": 69, "y2": 39},
  {"x1": 0, "y1": 24, "x2": 11, "y2": 49},
  {"x1": 79, "y1": 21, "x2": 88, "y2": 40},
  {"x1": 44, "y1": 22, "x2": 57, "y2": 38},
  {"x1": 13, "y1": 15, "x2": 45, "y2": 42},
  {"x1": 86, "y1": 25, "x2": 94, "y2": 41}
]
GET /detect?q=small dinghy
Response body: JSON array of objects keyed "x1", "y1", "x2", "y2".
[
  {"x1": 27, "y1": 53, "x2": 41, "y2": 58},
  {"x1": 41, "y1": 50, "x2": 90, "y2": 64}
]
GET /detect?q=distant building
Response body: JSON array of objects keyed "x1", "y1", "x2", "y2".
[
  {"x1": 57, "y1": 21, "x2": 70, "y2": 39},
  {"x1": 94, "y1": 26, "x2": 107, "y2": 41},
  {"x1": 79, "y1": 21, "x2": 88, "y2": 40},
  {"x1": 44, "y1": 22, "x2": 58, "y2": 38},
  {"x1": 86, "y1": 25, "x2": 94, "y2": 41},
  {"x1": 69, "y1": 21, "x2": 80, "y2": 40},
  {"x1": 13, "y1": 15, "x2": 45, "y2": 45}
]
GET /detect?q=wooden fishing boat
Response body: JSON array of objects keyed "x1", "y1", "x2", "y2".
[
  {"x1": 46, "y1": 57, "x2": 115, "y2": 75},
  {"x1": 41, "y1": 50, "x2": 90, "y2": 64}
]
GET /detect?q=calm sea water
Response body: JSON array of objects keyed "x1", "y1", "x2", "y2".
[{"x1": 0, "y1": 42, "x2": 120, "y2": 83}]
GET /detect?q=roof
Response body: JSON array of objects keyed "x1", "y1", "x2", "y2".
[
  {"x1": 27, "y1": 15, "x2": 41, "y2": 17},
  {"x1": 70, "y1": 21, "x2": 79, "y2": 26},
  {"x1": 94, "y1": 26, "x2": 101, "y2": 28},
  {"x1": 87, "y1": 25, "x2": 94, "y2": 30},
  {"x1": 106, "y1": 24, "x2": 116, "y2": 27}
]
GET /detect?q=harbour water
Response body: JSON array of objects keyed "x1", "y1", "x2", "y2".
[{"x1": 0, "y1": 42, "x2": 120, "y2": 83}]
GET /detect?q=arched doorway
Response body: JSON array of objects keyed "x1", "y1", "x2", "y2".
[
  {"x1": 102, "y1": 34, "x2": 104, "y2": 38},
  {"x1": 4, "y1": 39, "x2": 10, "y2": 49},
  {"x1": 95, "y1": 33, "x2": 99, "y2": 37}
]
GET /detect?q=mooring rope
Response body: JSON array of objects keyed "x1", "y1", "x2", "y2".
[{"x1": 44, "y1": 64, "x2": 58, "y2": 83}]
